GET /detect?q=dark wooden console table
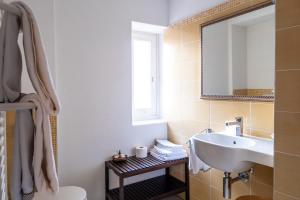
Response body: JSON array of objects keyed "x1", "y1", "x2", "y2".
[{"x1": 105, "y1": 155, "x2": 189, "y2": 200}]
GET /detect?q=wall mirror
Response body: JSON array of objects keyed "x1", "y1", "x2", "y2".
[{"x1": 201, "y1": 4, "x2": 275, "y2": 101}]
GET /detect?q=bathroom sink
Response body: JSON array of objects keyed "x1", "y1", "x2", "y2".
[{"x1": 191, "y1": 132, "x2": 273, "y2": 173}]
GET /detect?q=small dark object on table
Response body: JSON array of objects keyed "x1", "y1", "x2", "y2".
[{"x1": 112, "y1": 150, "x2": 128, "y2": 163}]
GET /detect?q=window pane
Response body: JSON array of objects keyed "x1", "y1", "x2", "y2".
[{"x1": 133, "y1": 39, "x2": 152, "y2": 110}]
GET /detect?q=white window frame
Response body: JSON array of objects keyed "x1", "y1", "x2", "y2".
[{"x1": 132, "y1": 31, "x2": 160, "y2": 121}]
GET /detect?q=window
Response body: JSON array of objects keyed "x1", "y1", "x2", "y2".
[{"x1": 132, "y1": 31, "x2": 159, "y2": 121}]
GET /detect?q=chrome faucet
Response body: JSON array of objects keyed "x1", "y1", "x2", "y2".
[{"x1": 225, "y1": 117, "x2": 243, "y2": 136}]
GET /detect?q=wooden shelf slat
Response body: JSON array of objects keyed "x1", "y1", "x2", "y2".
[
  {"x1": 106, "y1": 155, "x2": 188, "y2": 178},
  {"x1": 106, "y1": 175, "x2": 186, "y2": 200}
]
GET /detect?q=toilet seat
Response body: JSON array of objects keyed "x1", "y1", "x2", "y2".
[{"x1": 33, "y1": 186, "x2": 87, "y2": 200}]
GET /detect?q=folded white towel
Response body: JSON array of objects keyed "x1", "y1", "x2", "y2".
[
  {"x1": 156, "y1": 139, "x2": 183, "y2": 150},
  {"x1": 156, "y1": 145, "x2": 185, "y2": 154},
  {"x1": 150, "y1": 149, "x2": 187, "y2": 161},
  {"x1": 189, "y1": 139, "x2": 210, "y2": 174},
  {"x1": 153, "y1": 145, "x2": 186, "y2": 157}
]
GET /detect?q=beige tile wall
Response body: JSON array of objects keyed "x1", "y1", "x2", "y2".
[
  {"x1": 274, "y1": 1, "x2": 300, "y2": 200},
  {"x1": 162, "y1": 0, "x2": 274, "y2": 199}
]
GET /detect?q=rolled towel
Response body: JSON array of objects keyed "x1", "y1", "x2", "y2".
[{"x1": 189, "y1": 139, "x2": 210, "y2": 174}]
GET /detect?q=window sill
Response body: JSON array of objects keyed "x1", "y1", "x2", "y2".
[{"x1": 132, "y1": 119, "x2": 167, "y2": 126}]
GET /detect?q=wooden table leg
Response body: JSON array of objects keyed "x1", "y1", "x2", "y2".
[
  {"x1": 166, "y1": 167, "x2": 170, "y2": 176},
  {"x1": 185, "y1": 161, "x2": 190, "y2": 200},
  {"x1": 105, "y1": 163, "x2": 109, "y2": 200},
  {"x1": 119, "y1": 177, "x2": 124, "y2": 200}
]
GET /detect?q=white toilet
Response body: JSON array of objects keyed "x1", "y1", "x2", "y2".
[{"x1": 33, "y1": 186, "x2": 87, "y2": 200}]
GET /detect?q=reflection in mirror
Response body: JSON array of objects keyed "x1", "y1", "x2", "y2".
[{"x1": 202, "y1": 5, "x2": 275, "y2": 99}]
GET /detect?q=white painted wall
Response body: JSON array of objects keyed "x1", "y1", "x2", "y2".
[
  {"x1": 202, "y1": 21, "x2": 229, "y2": 95},
  {"x1": 246, "y1": 19, "x2": 275, "y2": 89},
  {"x1": 168, "y1": 0, "x2": 227, "y2": 24},
  {"x1": 54, "y1": 1, "x2": 168, "y2": 200},
  {"x1": 231, "y1": 25, "x2": 247, "y2": 90}
]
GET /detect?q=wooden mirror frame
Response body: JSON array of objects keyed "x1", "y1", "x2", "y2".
[{"x1": 200, "y1": 1, "x2": 275, "y2": 102}]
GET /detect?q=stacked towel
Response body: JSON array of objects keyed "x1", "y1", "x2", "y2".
[{"x1": 150, "y1": 140, "x2": 187, "y2": 161}]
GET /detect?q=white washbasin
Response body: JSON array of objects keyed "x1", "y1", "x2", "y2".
[{"x1": 191, "y1": 132, "x2": 274, "y2": 173}]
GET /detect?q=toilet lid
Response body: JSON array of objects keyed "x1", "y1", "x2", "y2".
[{"x1": 34, "y1": 186, "x2": 87, "y2": 200}]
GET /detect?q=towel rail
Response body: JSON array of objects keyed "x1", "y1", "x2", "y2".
[
  {"x1": 0, "y1": 111, "x2": 6, "y2": 200},
  {"x1": 0, "y1": 103, "x2": 36, "y2": 111},
  {"x1": 0, "y1": 2, "x2": 22, "y2": 17}
]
